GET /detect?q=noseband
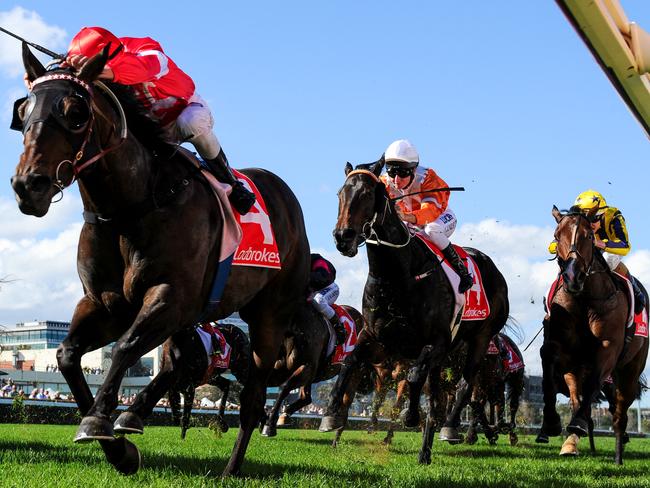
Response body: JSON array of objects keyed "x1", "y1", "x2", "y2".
[
  {"x1": 557, "y1": 212, "x2": 596, "y2": 277},
  {"x1": 29, "y1": 73, "x2": 128, "y2": 194},
  {"x1": 343, "y1": 169, "x2": 411, "y2": 249}
]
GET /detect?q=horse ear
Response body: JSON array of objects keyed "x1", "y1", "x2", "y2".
[
  {"x1": 369, "y1": 157, "x2": 385, "y2": 176},
  {"x1": 552, "y1": 205, "x2": 562, "y2": 223},
  {"x1": 22, "y1": 42, "x2": 45, "y2": 82},
  {"x1": 345, "y1": 162, "x2": 353, "y2": 176},
  {"x1": 76, "y1": 43, "x2": 111, "y2": 82}
]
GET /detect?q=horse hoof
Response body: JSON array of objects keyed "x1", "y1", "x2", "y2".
[
  {"x1": 509, "y1": 432, "x2": 519, "y2": 446},
  {"x1": 567, "y1": 418, "x2": 589, "y2": 437},
  {"x1": 488, "y1": 434, "x2": 498, "y2": 446},
  {"x1": 536, "y1": 433, "x2": 549, "y2": 444},
  {"x1": 319, "y1": 416, "x2": 344, "y2": 432},
  {"x1": 465, "y1": 434, "x2": 478, "y2": 445},
  {"x1": 114, "y1": 412, "x2": 144, "y2": 435},
  {"x1": 107, "y1": 437, "x2": 142, "y2": 475},
  {"x1": 381, "y1": 436, "x2": 393, "y2": 446},
  {"x1": 439, "y1": 427, "x2": 462, "y2": 444},
  {"x1": 560, "y1": 434, "x2": 580, "y2": 457},
  {"x1": 402, "y1": 410, "x2": 420, "y2": 428},
  {"x1": 418, "y1": 450, "x2": 432, "y2": 465},
  {"x1": 276, "y1": 414, "x2": 288, "y2": 427},
  {"x1": 74, "y1": 416, "x2": 115, "y2": 443},
  {"x1": 261, "y1": 425, "x2": 277, "y2": 437}
]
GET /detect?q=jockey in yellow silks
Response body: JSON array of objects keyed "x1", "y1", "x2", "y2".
[
  {"x1": 549, "y1": 189, "x2": 645, "y2": 314},
  {"x1": 379, "y1": 139, "x2": 473, "y2": 293}
]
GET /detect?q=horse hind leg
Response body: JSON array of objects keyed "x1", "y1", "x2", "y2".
[
  {"x1": 280, "y1": 385, "x2": 312, "y2": 427},
  {"x1": 211, "y1": 375, "x2": 231, "y2": 433},
  {"x1": 384, "y1": 379, "x2": 407, "y2": 446}
]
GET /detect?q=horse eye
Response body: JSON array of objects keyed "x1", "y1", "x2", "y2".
[{"x1": 57, "y1": 96, "x2": 89, "y2": 131}]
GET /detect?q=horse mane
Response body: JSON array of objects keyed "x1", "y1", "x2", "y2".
[{"x1": 102, "y1": 81, "x2": 171, "y2": 155}]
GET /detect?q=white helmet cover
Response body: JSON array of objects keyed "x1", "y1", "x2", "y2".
[{"x1": 384, "y1": 139, "x2": 419, "y2": 169}]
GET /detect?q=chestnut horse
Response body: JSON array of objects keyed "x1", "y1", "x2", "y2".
[
  {"x1": 11, "y1": 45, "x2": 310, "y2": 476},
  {"x1": 320, "y1": 160, "x2": 509, "y2": 464},
  {"x1": 538, "y1": 206, "x2": 648, "y2": 464}
]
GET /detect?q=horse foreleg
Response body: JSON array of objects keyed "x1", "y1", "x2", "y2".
[
  {"x1": 406, "y1": 343, "x2": 444, "y2": 429},
  {"x1": 537, "y1": 341, "x2": 562, "y2": 442},
  {"x1": 282, "y1": 385, "x2": 313, "y2": 425},
  {"x1": 320, "y1": 339, "x2": 369, "y2": 432},
  {"x1": 612, "y1": 362, "x2": 643, "y2": 465},
  {"x1": 418, "y1": 369, "x2": 439, "y2": 464},
  {"x1": 262, "y1": 365, "x2": 310, "y2": 437},
  {"x1": 370, "y1": 377, "x2": 388, "y2": 435},
  {"x1": 384, "y1": 379, "x2": 407, "y2": 445},
  {"x1": 212, "y1": 375, "x2": 231, "y2": 433},
  {"x1": 77, "y1": 285, "x2": 181, "y2": 441},
  {"x1": 58, "y1": 296, "x2": 139, "y2": 474}
]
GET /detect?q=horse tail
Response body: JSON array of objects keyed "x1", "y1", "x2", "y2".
[
  {"x1": 501, "y1": 315, "x2": 524, "y2": 345},
  {"x1": 637, "y1": 374, "x2": 647, "y2": 399}
]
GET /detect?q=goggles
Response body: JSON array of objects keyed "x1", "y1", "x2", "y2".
[{"x1": 386, "y1": 167, "x2": 414, "y2": 178}]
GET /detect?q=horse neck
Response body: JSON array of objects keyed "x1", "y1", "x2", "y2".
[
  {"x1": 365, "y1": 201, "x2": 428, "y2": 283},
  {"x1": 583, "y1": 254, "x2": 618, "y2": 303},
  {"x1": 77, "y1": 129, "x2": 155, "y2": 215}
]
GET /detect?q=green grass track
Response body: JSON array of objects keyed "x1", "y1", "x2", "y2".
[{"x1": 0, "y1": 424, "x2": 649, "y2": 487}]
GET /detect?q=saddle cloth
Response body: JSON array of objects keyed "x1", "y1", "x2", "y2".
[
  {"x1": 330, "y1": 305, "x2": 359, "y2": 365},
  {"x1": 546, "y1": 274, "x2": 648, "y2": 338},
  {"x1": 487, "y1": 338, "x2": 523, "y2": 373},
  {"x1": 415, "y1": 234, "x2": 491, "y2": 327},
  {"x1": 197, "y1": 323, "x2": 232, "y2": 383},
  {"x1": 231, "y1": 170, "x2": 282, "y2": 269}
]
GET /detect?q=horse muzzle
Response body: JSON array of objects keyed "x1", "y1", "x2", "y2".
[
  {"x1": 333, "y1": 227, "x2": 359, "y2": 257},
  {"x1": 562, "y1": 260, "x2": 585, "y2": 294},
  {"x1": 11, "y1": 173, "x2": 54, "y2": 217}
]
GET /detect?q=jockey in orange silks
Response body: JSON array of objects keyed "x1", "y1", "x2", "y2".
[
  {"x1": 380, "y1": 139, "x2": 473, "y2": 293},
  {"x1": 50, "y1": 26, "x2": 256, "y2": 214}
]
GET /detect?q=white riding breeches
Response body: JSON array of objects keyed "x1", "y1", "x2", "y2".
[
  {"x1": 164, "y1": 93, "x2": 222, "y2": 160},
  {"x1": 605, "y1": 253, "x2": 622, "y2": 271},
  {"x1": 311, "y1": 283, "x2": 340, "y2": 320},
  {"x1": 423, "y1": 209, "x2": 457, "y2": 249}
]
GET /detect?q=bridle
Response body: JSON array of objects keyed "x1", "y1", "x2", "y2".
[
  {"x1": 556, "y1": 212, "x2": 597, "y2": 278},
  {"x1": 343, "y1": 169, "x2": 412, "y2": 249},
  {"x1": 28, "y1": 73, "x2": 128, "y2": 196}
]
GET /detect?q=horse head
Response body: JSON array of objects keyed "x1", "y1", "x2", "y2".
[
  {"x1": 10, "y1": 43, "x2": 112, "y2": 216},
  {"x1": 333, "y1": 158, "x2": 385, "y2": 256},
  {"x1": 552, "y1": 205, "x2": 598, "y2": 294}
]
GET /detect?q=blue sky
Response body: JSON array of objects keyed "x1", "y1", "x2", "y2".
[{"x1": 1, "y1": 2, "x2": 650, "y2": 384}]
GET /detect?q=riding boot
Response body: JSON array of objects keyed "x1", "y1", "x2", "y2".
[
  {"x1": 441, "y1": 244, "x2": 474, "y2": 293},
  {"x1": 329, "y1": 315, "x2": 346, "y2": 345},
  {"x1": 631, "y1": 276, "x2": 646, "y2": 315},
  {"x1": 204, "y1": 149, "x2": 256, "y2": 215}
]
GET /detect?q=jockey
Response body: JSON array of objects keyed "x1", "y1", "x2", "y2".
[
  {"x1": 53, "y1": 27, "x2": 256, "y2": 215},
  {"x1": 308, "y1": 253, "x2": 346, "y2": 345},
  {"x1": 379, "y1": 139, "x2": 473, "y2": 293},
  {"x1": 549, "y1": 189, "x2": 645, "y2": 314}
]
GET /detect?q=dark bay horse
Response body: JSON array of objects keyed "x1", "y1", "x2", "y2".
[
  {"x1": 112, "y1": 323, "x2": 250, "y2": 439},
  {"x1": 320, "y1": 160, "x2": 509, "y2": 464},
  {"x1": 465, "y1": 333, "x2": 525, "y2": 446},
  {"x1": 11, "y1": 45, "x2": 310, "y2": 476},
  {"x1": 261, "y1": 303, "x2": 364, "y2": 438},
  {"x1": 539, "y1": 206, "x2": 648, "y2": 464}
]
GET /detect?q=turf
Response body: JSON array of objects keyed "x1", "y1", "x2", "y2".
[{"x1": 0, "y1": 424, "x2": 649, "y2": 487}]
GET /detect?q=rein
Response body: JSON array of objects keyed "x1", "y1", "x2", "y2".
[{"x1": 30, "y1": 73, "x2": 128, "y2": 194}]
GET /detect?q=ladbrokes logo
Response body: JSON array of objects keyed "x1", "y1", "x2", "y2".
[
  {"x1": 462, "y1": 308, "x2": 488, "y2": 319},
  {"x1": 234, "y1": 246, "x2": 280, "y2": 264}
]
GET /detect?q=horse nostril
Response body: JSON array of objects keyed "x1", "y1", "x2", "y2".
[
  {"x1": 28, "y1": 174, "x2": 52, "y2": 194},
  {"x1": 335, "y1": 228, "x2": 356, "y2": 241},
  {"x1": 11, "y1": 175, "x2": 27, "y2": 198}
]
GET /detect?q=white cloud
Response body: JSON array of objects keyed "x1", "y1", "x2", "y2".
[{"x1": 0, "y1": 7, "x2": 67, "y2": 78}]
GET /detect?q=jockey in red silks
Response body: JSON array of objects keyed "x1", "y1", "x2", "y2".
[
  {"x1": 380, "y1": 139, "x2": 473, "y2": 293},
  {"x1": 308, "y1": 253, "x2": 346, "y2": 345},
  {"x1": 49, "y1": 26, "x2": 255, "y2": 214}
]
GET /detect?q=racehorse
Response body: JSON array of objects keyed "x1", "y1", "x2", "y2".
[
  {"x1": 12, "y1": 45, "x2": 310, "y2": 476},
  {"x1": 465, "y1": 333, "x2": 525, "y2": 446},
  {"x1": 538, "y1": 206, "x2": 648, "y2": 464},
  {"x1": 320, "y1": 160, "x2": 510, "y2": 464},
  {"x1": 112, "y1": 323, "x2": 250, "y2": 439},
  {"x1": 261, "y1": 303, "x2": 364, "y2": 438}
]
